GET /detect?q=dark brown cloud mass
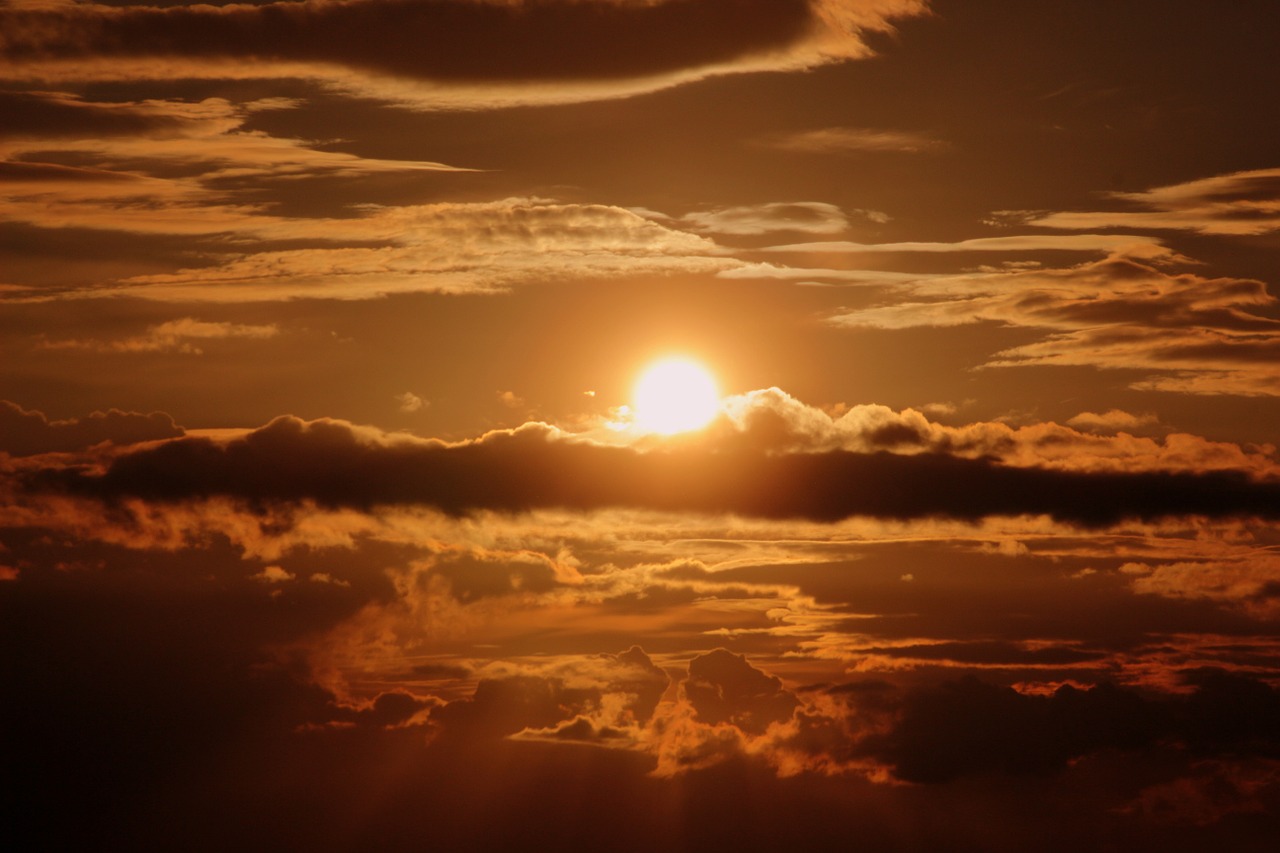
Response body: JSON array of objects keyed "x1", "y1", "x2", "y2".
[{"x1": 30, "y1": 415, "x2": 1280, "y2": 528}]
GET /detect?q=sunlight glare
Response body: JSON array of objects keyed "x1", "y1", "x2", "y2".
[{"x1": 632, "y1": 357, "x2": 721, "y2": 435}]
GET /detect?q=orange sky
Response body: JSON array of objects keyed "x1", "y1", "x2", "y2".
[{"x1": 3, "y1": 1, "x2": 1280, "y2": 850}]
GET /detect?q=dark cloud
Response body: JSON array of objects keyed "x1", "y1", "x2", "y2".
[
  {"x1": 28, "y1": 415, "x2": 1280, "y2": 528},
  {"x1": 683, "y1": 648, "x2": 799, "y2": 734},
  {"x1": 0, "y1": 89, "x2": 194, "y2": 139},
  {"x1": 0, "y1": 399, "x2": 183, "y2": 456},
  {"x1": 432, "y1": 646, "x2": 669, "y2": 739},
  {"x1": 875, "y1": 677, "x2": 1162, "y2": 783},
  {"x1": 0, "y1": 0, "x2": 816, "y2": 82}
]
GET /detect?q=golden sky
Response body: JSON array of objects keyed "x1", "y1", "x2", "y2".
[{"x1": 3, "y1": 1, "x2": 1280, "y2": 849}]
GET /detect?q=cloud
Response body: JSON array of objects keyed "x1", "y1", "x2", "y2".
[
  {"x1": 21, "y1": 412, "x2": 1280, "y2": 529},
  {"x1": 683, "y1": 648, "x2": 799, "y2": 734},
  {"x1": 253, "y1": 564, "x2": 296, "y2": 584},
  {"x1": 709, "y1": 388, "x2": 1276, "y2": 476},
  {"x1": 1067, "y1": 409, "x2": 1159, "y2": 434},
  {"x1": 0, "y1": 92, "x2": 473, "y2": 257},
  {"x1": 765, "y1": 234, "x2": 1182, "y2": 259},
  {"x1": 0, "y1": 0, "x2": 931, "y2": 109},
  {"x1": 679, "y1": 202, "x2": 852, "y2": 235},
  {"x1": 433, "y1": 646, "x2": 669, "y2": 740},
  {"x1": 1008, "y1": 168, "x2": 1280, "y2": 236},
  {"x1": 1124, "y1": 557, "x2": 1280, "y2": 615},
  {"x1": 758, "y1": 126, "x2": 945, "y2": 154},
  {"x1": 40, "y1": 318, "x2": 279, "y2": 354},
  {"x1": 396, "y1": 392, "x2": 427, "y2": 413},
  {"x1": 11, "y1": 198, "x2": 732, "y2": 301},
  {"x1": 0, "y1": 399, "x2": 183, "y2": 456},
  {"x1": 828, "y1": 256, "x2": 1280, "y2": 396}
]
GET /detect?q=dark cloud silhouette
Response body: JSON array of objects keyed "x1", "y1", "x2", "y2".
[
  {"x1": 684, "y1": 648, "x2": 799, "y2": 734},
  {"x1": 432, "y1": 646, "x2": 669, "y2": 739},
  {"x1": 28, "y1": 415, "x2": 1280, "y2": 528},
  {"x1": 0, "y1": 0, "x2": 818, "y2": 82},
  {"x1": 0, "y1": 89, "x2": 195, "y2": 139},
  {"x1": 0, "y1": 399, "x2": 183, "y2": 456}
]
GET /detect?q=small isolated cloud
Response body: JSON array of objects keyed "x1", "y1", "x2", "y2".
[
  {"x1": 759, "y1": 126, "x2": 946, "y2": 155},
  {"x1": 497, "y1": 390, "x2": 524, "y2": 409},
  {"x1": 42, "y1": 318, "x2": 279, "y2": 355},
  {"x1": 1006, "y1": 167, "x2": 1280, "y2": 236},
  {"x1": 1067, "y1": 410, "x2": 1159, "y2": 434},
  {"x1": 253, "y1": 565, "x2": 296, "y2": 584},
  {"x1": 396, "y1": 392, "x2": 428, "y2": 413},
  {"x1": 680, "y1": 202, "x2": 850, "y2": 235}
]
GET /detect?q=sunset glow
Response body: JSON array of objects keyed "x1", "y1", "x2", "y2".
[{"x1": 3, "y1": 2, "x2": 1280, "y2": 850}]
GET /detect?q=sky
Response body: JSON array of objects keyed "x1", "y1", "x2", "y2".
[{"x1": 3, "y1": 0, "x2": 1280, "y2": 849}]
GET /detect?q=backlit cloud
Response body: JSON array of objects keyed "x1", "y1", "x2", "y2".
[
  {"x1": 0, "y1": 0, "x2": 931, "y2": 109},
  {"x1": 1009, "y1": 168, "x2": 1280, "y2": 236},
  {"x1": 829, "y1": 256, "x2": 1280, "y2": 396}
]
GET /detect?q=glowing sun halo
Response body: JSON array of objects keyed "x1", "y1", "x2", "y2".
[{"x1": 632, "y1": 357, "x2": 721, "y2": 435}]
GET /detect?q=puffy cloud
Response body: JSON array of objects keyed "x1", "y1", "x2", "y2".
[
  {"x1": 0, "y1": 0, "x2": 932, "y2": 109},
  {"x1": 395, "y1": 392, "x2": 428, "y2": 413},
  {"x1": 432, "y1": 646, "x2": 669, "y2": 739},
  {"x1": 1008, "y1": 168, "x2": 1280, "y2": 236},
  {"x1": 18, "y1": 411, "x2": 1280, "y2": 529},
  {"x1": 0, "y1": 399, "x2": 183, "y2": 456},
  {"x1": 709, "y1": 388, "x2": 1277, "y2": 476},
  {"x1": 683, "y1": 648, "x2": 799, "y2": 734}
]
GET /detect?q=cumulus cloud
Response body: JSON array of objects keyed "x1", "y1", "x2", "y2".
[
  {"x1": 1007, "y1": 168, "x2": 1280, "y2": 236},
  {"x1": 0, "y1": 0, "x2": 931, "y2": 109},
  {"x1": 0, "y1": 399, "x2": 183, "y2": 456},
  {"x1": 433, "y1": 646, "x2": 669, "y2": 740},
  {"x1": 18, "y1": 411, "x2": 1280, "y2": 529},
  {"x1": 683, "y1": 648, "x2": 799, "y2": 734}
]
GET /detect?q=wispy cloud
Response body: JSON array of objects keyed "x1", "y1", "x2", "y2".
[
  {"x1": 0, "y1": 0, "x2": 932, "y2": 109},
  {"x1": 758, "y1": 126, "x2": 946, "y2": 155},
  {"x1": 998, "y1": 168, "x2": 1280, "y2": 236}
]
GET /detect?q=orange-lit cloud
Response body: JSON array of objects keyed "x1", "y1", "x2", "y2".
[
  {"x1": 1006, "y1": 168, "x2": 1280, "y2": 236},
  {"x1": 0, "y1": 0, "x2": 931, "y2": 108},
  {"x1": 828, "y1": 256, "x2": 1280, "y2": 396}
]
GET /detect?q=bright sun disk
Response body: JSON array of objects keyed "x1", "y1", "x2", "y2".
[{"x1": 632, "y1": 357, "x2": 721, "y2": 435}]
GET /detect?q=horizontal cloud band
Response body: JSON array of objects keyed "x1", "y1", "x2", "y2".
[
  {"x1": 32, "y1": 416, "x2": 1280, "y2": 527},
  {"x1": 1, "y1": 0, "x2": 813, "y2": 82}
]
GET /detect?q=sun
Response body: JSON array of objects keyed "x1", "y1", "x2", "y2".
[{"x1": 632, "y1": 357, "x2": 721, "y2": 435}]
